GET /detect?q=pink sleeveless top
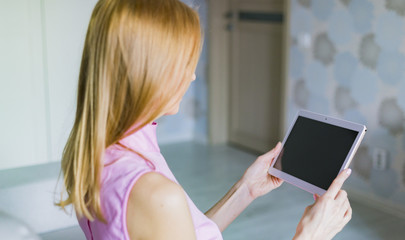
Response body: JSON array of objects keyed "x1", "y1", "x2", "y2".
[{"x1": 78, "y1": 123, "x2": 223, "y2": 240}]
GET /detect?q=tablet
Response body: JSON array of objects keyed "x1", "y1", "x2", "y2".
[{"x1": 268, "y1": 110, "x2": 367, "y2": 196}]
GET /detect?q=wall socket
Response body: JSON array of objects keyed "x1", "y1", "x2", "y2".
[{"x1": 372, "y1": 148, "x2": 388, "y2": 170}]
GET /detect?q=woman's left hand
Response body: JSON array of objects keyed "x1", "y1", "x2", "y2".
[
  {"x1": 241, "y1": 142, "x2": 284, "y2": 200},
  {"x1": 206, "y1": 142, "x2": 283, "y2": 231}
]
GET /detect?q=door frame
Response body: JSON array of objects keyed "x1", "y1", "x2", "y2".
[{"x1": 207, "y1": 0, "x2": 291, "y2": 144}]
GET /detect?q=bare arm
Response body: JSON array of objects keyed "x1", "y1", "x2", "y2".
[
  {"x1": 205, "y1": 178, "x2": 253, "y2": 232},
  {"x1": 126, "y1": 172, "x2": 196, "y2": 240},
  {"x1": 206, "y1": 143, "x2": 283, "y2": 231}
]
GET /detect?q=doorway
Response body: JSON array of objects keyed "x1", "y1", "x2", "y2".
[{"x1": 208, "y1": 0, "x2": 288, "y2": 153}]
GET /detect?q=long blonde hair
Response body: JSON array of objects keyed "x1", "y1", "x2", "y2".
[{"x1": 57, "y1": 0, "x2": 202, "y2": 222}]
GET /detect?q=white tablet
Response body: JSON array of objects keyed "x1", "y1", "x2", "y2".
[{"x1": 268, "y1": 110, "x2": 367, "y2": 196}]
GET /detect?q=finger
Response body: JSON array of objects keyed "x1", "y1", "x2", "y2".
[
  {"x1": 341, "y1": 198, "x2": 350, "y2": 216},
  {"x1": 344, "y1": 206, "x2": 352, "y2": 220},
  {"x1": 313, "y1": 194, "x2": 320, "y2": 201},
  {"x1": 335, "y1": 189, "x2": 348, "y2": 202},
  {"x1": 261, "y1": 142, "x2": 282, "y2": 160},
  {"x1": 343, "y1": 206, "x2": 352, "y2": 226},
  {"x1": 267, "y1": 174, "x2": 284, "y2": 187},
  {"x1": 325, "y1": 169, "x2": 352, "y2": 198}
]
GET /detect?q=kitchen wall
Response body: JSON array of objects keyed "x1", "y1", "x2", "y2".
[{"x1": 287, "y1": 0, "x2": 405, "y2": 211}]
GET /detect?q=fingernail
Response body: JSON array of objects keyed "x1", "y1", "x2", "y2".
[{"x1": 346, "y1": 168, "x2": 352, "y2": 175}]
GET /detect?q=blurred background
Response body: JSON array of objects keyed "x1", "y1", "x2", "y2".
[{"x1": 1, "y1": 0, "x2": 405, "y2": 239}]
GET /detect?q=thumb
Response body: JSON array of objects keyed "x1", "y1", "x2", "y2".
[{"x1": 261, "y1": 142, "x2": 282, "y2": 159}]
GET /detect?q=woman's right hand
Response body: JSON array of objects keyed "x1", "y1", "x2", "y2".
[{"x1": 293, "y1": 169, "x2": 353, "y2": 240}]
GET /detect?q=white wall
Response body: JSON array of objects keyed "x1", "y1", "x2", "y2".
[
  {"x1": 43, "y1": 0, "x2": 97, "y2": 162},
  {"x1": 0, "y1": 0, "x2": 48, "y2": 169},
  {"x1": 0, "y1": 0, "x2": 97, "y2": 170}
]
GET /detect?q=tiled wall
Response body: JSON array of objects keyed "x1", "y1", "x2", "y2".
[
  {"x1": 287, "y1": 0, "x2": 405, "y2": 209},
  {"x1": 156, "y1": 0, "x2": 208, "y2": 144}
]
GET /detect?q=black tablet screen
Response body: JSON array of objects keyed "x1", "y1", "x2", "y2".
[{"x1": 274, "y1": 116, "x2": 358, "y2": 190}]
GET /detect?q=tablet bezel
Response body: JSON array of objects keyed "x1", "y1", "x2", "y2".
[{"x1": 268, "y1": 110, "x2": 367, "y2": 196}]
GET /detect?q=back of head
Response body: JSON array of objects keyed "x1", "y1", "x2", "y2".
[{"x1": 58, "y1": 0, "x2": 202, "y2": 222}]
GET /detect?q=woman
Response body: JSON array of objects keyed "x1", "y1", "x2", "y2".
[{"x1": 57, "y1": 0, "x2": 352, "y2": 239}]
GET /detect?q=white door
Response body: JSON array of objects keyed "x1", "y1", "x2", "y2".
[{"x1": 229, "y1": 0, "x2": 284, "y2": 152}]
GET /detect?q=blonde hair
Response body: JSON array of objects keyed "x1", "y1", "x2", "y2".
[{"x1": 57, "y1": 0, "x2": 202, "y2": 222}]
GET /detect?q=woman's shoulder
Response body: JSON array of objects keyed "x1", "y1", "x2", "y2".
[
  {"x1": 128, "y1": 172, "x2": 185, "y2": 210},
  {"x1": 126, "y1": 172, "x2": 196, "y2": 239}
]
